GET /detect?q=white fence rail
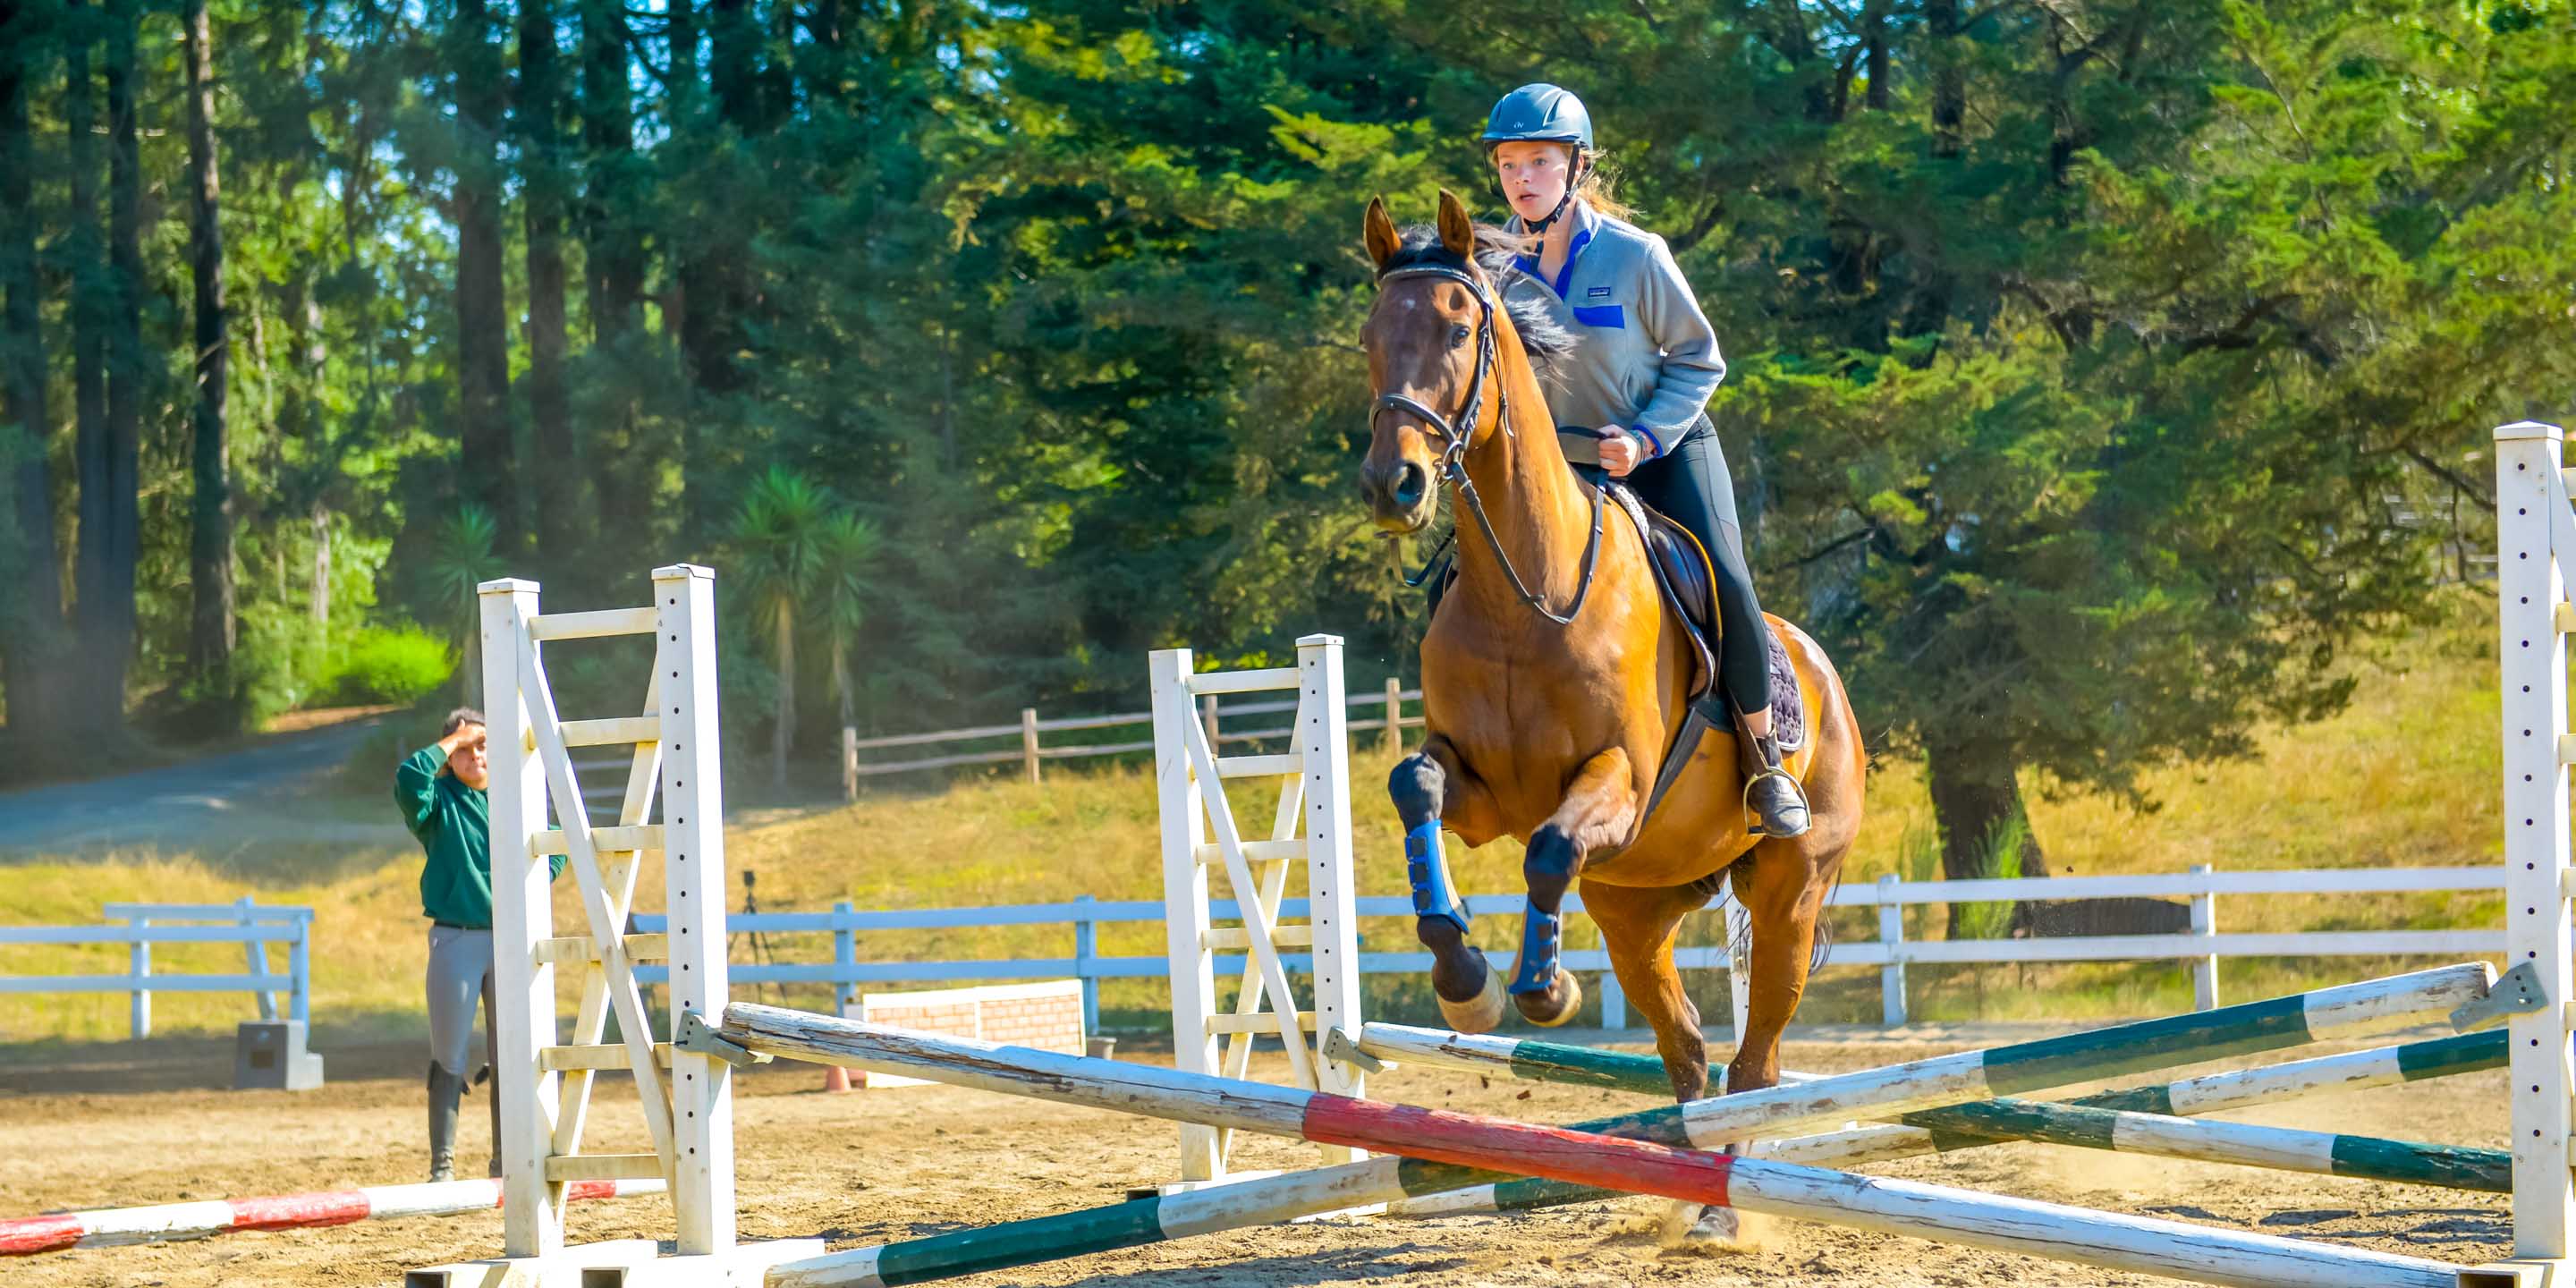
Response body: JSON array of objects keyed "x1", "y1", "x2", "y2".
[
  {"x1": 838, "y1": 682, "x2": 1425, "y2": 786},
  {"x1": 569, "y1": 683, "x2": 1426, "y2": 814},
  {"x1": 631, "y1": 865, "x2": 2501, "y2": 1033},
  {"x1": 0, "y1": 899, "x2": 316, "y2": 1038}
]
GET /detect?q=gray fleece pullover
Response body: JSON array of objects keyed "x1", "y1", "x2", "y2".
[{"x1": 1503, "y1": 199, "x2": 1727, "y2": 456}]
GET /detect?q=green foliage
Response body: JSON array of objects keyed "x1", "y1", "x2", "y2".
[
  {"x1": 2, "y1": 0, "x2": 2570, "y2": 828},
  {"x1": 1952, "y1": 810, "x2": 2031, "y2": 941},
  {"x1": 326, "y1": 625, "x2": 455, "y2": 705}
]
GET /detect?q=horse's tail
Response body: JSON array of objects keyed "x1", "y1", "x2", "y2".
[{"x1": 1708, "y1": 867, "x2": 1843, "y2": 974}]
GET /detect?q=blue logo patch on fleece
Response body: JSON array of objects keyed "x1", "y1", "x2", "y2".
[{"x1": 1587, "y1": 285, "x2": 1613, "y2": 299}]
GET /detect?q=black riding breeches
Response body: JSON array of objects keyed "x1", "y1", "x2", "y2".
[{"x1": 1624, "y1": 428, "x2": 1775, "y2": 716}]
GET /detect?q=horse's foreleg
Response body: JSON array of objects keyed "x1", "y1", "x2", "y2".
[
  {"x1": 1509, "y1": 748, "x2": 1637, "y2": 1028},
  {"x1": 1392, "y1": 737, "x2": 1508, "y2": 1032}
]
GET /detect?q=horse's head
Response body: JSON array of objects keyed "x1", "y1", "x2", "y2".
[{"x1": 1358, "y1": 189, "x2": 1504, "y2": 534}]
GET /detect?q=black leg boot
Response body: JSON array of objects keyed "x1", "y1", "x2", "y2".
[
  {"x1": 427, "y1": 1063, "x2": 464, "y2": 1182},
  {"x1": 1734, "y1": 711, "x2": 1812, "y2": 839},
  {"x1": 484, "y1": 1067, "x2": 504, "y2": 1179}
]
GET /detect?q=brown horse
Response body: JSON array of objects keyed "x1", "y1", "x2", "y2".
[{"x1": 1359, "y1": 191, "x2": 1866, "y2": 1232}]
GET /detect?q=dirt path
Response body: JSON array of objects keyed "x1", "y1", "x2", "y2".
[
  {"x1": 0, "y1": 1028, "x2": 2513, "y2": 1288},
  {"x1": 0, "y1": 716, "x2": 397, "y2": 855}
]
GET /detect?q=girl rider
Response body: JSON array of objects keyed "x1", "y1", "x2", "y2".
[{"x1": 1482, "y1": 82, "x2": 1809, "y2": 838}]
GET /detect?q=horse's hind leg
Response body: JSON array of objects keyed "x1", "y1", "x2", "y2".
[
  {"x1": 1392, "y1": 736, "x2": 1509, "y2": 1032},
  {"x1": 1508, "y1": 748, "x2": 1637, "y2": 1028},
  {"x1": 1578, "y1": 880, "x2": 1710, "y2": 1100},
  {"x1": 1726, "y1": 835, "x2": 1835, "y2": 1096},
  {"x1": 1583, "y1": 878, "x2": 1741, "y2": 1249}
]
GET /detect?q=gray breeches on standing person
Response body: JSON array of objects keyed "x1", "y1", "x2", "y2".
[{"x1": 427, "y1": 923, "x2": 501, "y2": 1178}]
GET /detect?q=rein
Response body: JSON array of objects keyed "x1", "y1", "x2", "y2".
[{"x1": 1372, "y1": 255, "x2": 1605, "y2": 627}]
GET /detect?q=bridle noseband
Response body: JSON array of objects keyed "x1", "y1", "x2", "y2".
[{"x1": 1371, "y1": 252, "x2": 1604, "y2": 627}]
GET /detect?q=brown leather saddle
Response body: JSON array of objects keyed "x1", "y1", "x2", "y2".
[
  {"x1": 1554, "y1": 429, "x2": 1806, "y2": 752},
  {"x1": 1414, "y1": 428, "x2": 1808, "y2": 821}
]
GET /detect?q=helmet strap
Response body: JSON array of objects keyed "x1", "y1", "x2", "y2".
[{"x1": 1522, "y1": 151, "x2": 1585, "y2": 235}]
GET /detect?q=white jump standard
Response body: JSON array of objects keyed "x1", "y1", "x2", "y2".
[{"x1": 406, "y1": 566, "x2": 819, "y2": 1286}]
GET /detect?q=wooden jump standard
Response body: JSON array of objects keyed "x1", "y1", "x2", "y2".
[{"x1": 716, "y1": 970, "x2": 2499, "y2": 1288}]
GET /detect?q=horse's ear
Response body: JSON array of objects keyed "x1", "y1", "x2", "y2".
[
  {"x1": 1436, "y1": 188, "x2": 1475, "y2": 257},
  {"x1": 1364, "y1": 197, "x2": 1401, "y2": 272}
]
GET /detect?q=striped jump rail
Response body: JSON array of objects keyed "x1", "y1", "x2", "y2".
[
  {"x1": 0, "y1": 1177, "x2": 664, "y2": 1257},
  {"x1": 1360, "y1": 962, "x2": 2493, "y2": 1155},
  {"x1": 719, "y1": 1003, "x2": 2469, "y2": 1288},
  {"x1": 1357, "y1": 1021, "x2": 2511, "y2": 1191},
  {"x1": 758, "y1": 1027, "x2": 2507, "y2": 1287}
]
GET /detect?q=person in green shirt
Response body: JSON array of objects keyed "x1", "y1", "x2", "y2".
[{"x1": 395, "y1": 708, "x2": 567, "y2": 1182}]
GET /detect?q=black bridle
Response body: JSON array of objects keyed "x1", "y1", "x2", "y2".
[{"x1": 1371, "y1": 253, "x2": 1605, "y2": 627}]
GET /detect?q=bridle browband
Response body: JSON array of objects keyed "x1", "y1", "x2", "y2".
[{"x1": 1371, "y1": 250, "x2": 1604, "y2": 627}]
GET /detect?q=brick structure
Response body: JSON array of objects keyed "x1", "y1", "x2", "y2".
[{"x1": 839, "y1": 981, "x2": 1086, "y2": 1089}]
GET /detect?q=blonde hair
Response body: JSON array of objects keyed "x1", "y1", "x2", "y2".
[{"x1": 1573, "y1": 148, "x2": 1635, "y2": 222}]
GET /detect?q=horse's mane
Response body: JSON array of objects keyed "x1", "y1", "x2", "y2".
[{"x1": 1383, "y1": 225, "x2": 1578, "y2": 377}]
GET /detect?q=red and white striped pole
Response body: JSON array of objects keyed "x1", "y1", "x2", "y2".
[{"x1": 0, "y1": 1176, "x2": 663, "y2": 1257}]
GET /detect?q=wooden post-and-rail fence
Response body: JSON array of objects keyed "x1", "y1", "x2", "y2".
[{"x1": 835, "y1": 680, "x2": 1422, "y2": 796}]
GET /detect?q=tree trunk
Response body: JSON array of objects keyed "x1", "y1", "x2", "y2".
[
  {"x1": 665, "y1": 0, "x2": 703, "y2": 536},
  {"x1": 310, "y1": 503, "x2": 329, "y2": 626},
  {"x1": 577, "y1": 0, "x2": 647, "y2": 524},
  {"x1": 520, "y1": 0, "x2": 580, "y2": 562},
  {"x1": 0, "y1": 0, "x2": 74, "y2": 739},
  {"x1": 98, "y1": 0, "x2": 142, "y2": 710},
  {"x1": 1863, "y1": 0, "x2": 1889, "y2": 111},
  {"x1": 831, "y1": 635, "x2": 851, "y2": 726},
  {"x1": 66, "y1": 0, "x2": 121, "y2": 726},
  {"x1": 1922, "y1": 734, "x2": 2050, "y2": 938},
  {"x1": 453, "y1": 0, "x2": 513, "y2": 545},
  {"x1": 1928, "y1": 0, "x2": 1964, "y2": 157},
  {"x1": 1900, "y1": 0, "x2": 1967, "y2": 346},
  {"x1": 772, "y1": 599, "x2": 794, "y2": 792},
  {"x1": 675, "y1": 0, "x2": 759, "y2": 538},
  {"x1": 184, "y1": 0, "x2": 236, "y2": 685}
]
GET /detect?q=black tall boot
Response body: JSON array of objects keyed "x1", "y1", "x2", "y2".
[
  {"x1": 1734, "y1": 711, "x2": 1812, "y2": 839},
  {"x1": 427, "y1": 1063, "x2": 465, "y2": 1182},
  {"x1": 484, "y1": 1066, "x2": 503, "y2": 1178}
]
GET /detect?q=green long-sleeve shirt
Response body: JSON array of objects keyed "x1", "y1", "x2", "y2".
[{"x1": 396, "y1": 743, "x2": 565, "y2": 928}]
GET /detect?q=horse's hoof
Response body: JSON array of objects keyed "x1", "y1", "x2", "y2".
[
  {"x1": 1657, "y1": 1199, "x2": 1756, "y2": 1253},
  {"x1": 1437, "y1": 962, "x2": 1509, "y2": 1033},
  {"x1": 1511, "y1": 966, "x2": 1584, "y2": 1028}
]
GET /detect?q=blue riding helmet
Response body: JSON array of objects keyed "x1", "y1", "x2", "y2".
[{"x1": 1481, "y1": 83, "x2": 1594, "y2": 151}]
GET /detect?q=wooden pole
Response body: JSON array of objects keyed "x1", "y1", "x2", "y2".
[
  {"x1": 1382, "y1": 677, "x2": 1401, "y2": 757},
  {"x1": 1, "y1": 1178, "x2": 662, "y2": 1258},
  {"x1": 1345, "y1": 962, "x2": 2491, "y2": 1151},
  {"x1": 1020, "y1": 708, "x2": 1040, "y2": 784},
  {"x1": 723, "y1": 1004, "x2": 2462, "y2": 1288}
]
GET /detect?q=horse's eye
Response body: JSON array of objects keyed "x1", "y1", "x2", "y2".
[{"x1": 1449, "y1": 324, "x2": 1470, "y2": 349}]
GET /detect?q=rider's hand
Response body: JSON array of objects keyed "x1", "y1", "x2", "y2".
[
  {"x1": 1597, "y1": 426, "x2": 1647, "y2": 478},
  {"x1": 435, "y1": 726, "x2": 479, "y2": 776}
]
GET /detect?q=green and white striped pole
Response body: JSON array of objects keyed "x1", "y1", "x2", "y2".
[
  {"x1": 1375, "y1": 1018, "x2": 2510, "y2": 1216},
  {"x1": 725, "y1": 1000, "x2": 2470, "y2": 1288},
  {"x1": 746, "y1": 966, "x2": 2495, "y2": 1288},
  {"x1": 1360, "y1": 999, "x2": 2504, "y2": 1113},
  {"x1": 1375, "y1": 962, "x2": 2493, "y2": 1154}
]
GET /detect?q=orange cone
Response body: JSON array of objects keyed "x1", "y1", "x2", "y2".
[{"x1": 820, "y1": 1064, "x2": 851, "y2": 1092}]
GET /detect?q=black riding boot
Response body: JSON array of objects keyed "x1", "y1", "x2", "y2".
[
  {"x1": 1735, "y1": 710, "x2": 1811, "y2": 839},
  {"x1": 427, "y1": 1062, "x2": 464, "y2": 1182},
  {"x1": 480, "y1": 1063, "x2": 503, "y2": 1178}
]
